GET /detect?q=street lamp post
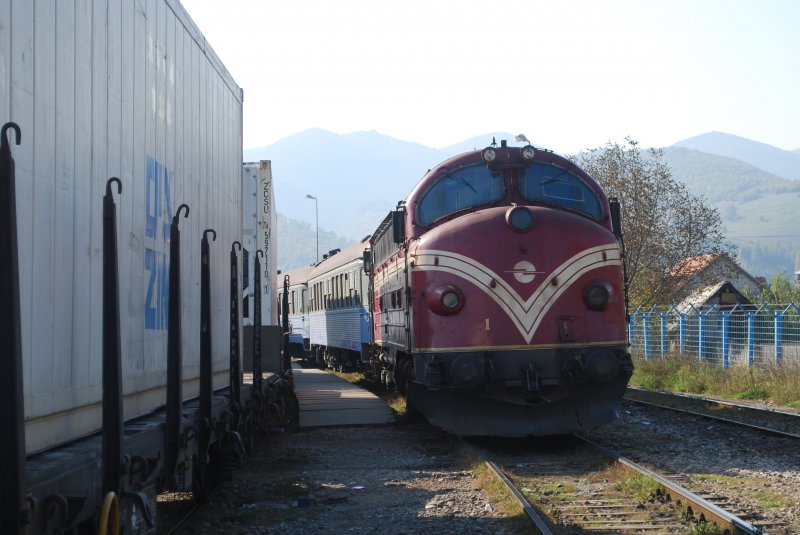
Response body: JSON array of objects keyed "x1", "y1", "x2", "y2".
[{"x1": 305, "y1": 194, "x2": 318, "y2": 262}]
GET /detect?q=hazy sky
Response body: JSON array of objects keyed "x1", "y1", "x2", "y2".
[{"x1": 181, "y1": 0, "x2": 800, "y2": 154}]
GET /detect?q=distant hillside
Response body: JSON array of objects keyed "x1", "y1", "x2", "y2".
[
  {"x1": 246, "y1": 129, "x2": 518, "y2": 241},
  {"x1": 675, "y1": 131, "x2": 800, "y2": 181},
  {"x1": 277, "y1": 213, "x2": 352, "y2": 272},
  {"x1": 659, "y1": 146, "x2": 800, "y2": 278},
  {"x1": 251, "y1": 129, "x2": 799, "y2": 280},
  {"x1": 659, "y1": 147, "x2": 800, "y2": 202},
  {"x1": 247, "y1": 129, "x2": 431, "y2": 240}
]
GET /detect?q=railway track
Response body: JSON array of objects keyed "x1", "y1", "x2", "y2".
[
  {"x1": 157, "y1": 492, "x2": 204, "y2": 535},
  {"x1": 469, "y1": 436, "x2": 760, "y2": 534},
  {"x1": 586, "y1": 393, "x2": 798, "y2": 533},
  {"x1": 625, "y1": 386, "x2": 800, "y2": 439}
]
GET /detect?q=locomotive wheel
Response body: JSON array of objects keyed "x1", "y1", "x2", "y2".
[{"x1": 395, "y1": 357, "x2": 414, "y2": 397}]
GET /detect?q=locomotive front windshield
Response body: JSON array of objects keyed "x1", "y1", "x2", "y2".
[
  {"x1": 518, "y1": 162, "x2": 602, "y2": 220},
  {"x1": 417, "y1": 164, "x2": 504, "y2": 226}
]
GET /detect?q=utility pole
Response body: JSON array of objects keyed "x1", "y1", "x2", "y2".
[{"x1": 305, "y1": 194, "x2": 318, "y2": 262}]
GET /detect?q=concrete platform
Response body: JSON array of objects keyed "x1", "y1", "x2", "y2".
[{"x1": 292, "y1": 365, "x2": 395, "y2": 428}]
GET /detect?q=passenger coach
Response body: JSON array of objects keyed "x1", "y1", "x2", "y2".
[{"x1": 306, "y1": 238, "x2": 373, "y2": 370}]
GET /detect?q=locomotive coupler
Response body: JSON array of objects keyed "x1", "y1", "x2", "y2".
[{"x1": 524, "y1": 364, "x2": 540, "y2": 392}]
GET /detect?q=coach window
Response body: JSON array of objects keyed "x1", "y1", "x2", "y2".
[
  {"x1": 417, "y1": 164, "x2": 504, "y2": 226},
  {"x1": 518, "y1": 162, "x2": 602, "y2": 220}
]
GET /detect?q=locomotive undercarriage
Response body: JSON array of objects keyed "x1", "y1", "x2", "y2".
[{"x1": 406, "y1": 347, "x2": 633, "y2": 437}]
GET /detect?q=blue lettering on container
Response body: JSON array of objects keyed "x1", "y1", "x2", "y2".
[{"x1": 144, "y1": 156, "x2": 173, "y2": 330}]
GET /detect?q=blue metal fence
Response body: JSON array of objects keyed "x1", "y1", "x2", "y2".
[{"x1": 628, "y1": 303, "x2": 800, "y2": 367}]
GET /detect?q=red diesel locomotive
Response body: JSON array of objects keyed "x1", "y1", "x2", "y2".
[{"x1": 368, "y1": 140, "x2": 633, "y2": 436}]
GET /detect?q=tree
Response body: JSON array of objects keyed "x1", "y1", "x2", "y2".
[
  {"x1": 572, "y1": 138, "x2": 734, "y2": 306},
  {"x1": 742, "y1": 273, "x2": 800, "y2": 304}
]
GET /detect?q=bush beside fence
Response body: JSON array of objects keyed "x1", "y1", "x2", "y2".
[{"x1": 628, "y1": 303, "x2": 800, "y2": 368}]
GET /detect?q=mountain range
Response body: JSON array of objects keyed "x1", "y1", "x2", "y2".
[{"x1": 245, "y1": 130, "x2": 800, "y2": 280}]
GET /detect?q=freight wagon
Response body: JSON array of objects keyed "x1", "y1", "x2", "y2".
[{"x1": 1, "y1": 2, "x2": 289, "y2": 534}]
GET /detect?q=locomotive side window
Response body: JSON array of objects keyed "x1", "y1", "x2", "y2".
[
  {"x1": 518, "y1": 163, "x2": 602, "y2": 220},
  {"x1": 417, "y1": 164, "x2": 504, "y2": 226}
]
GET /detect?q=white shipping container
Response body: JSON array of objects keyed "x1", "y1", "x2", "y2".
[
  {"x1": 0, "y1": 0, "x2": 244, "y2": 453},
  {"x1": 242, "y1": 160, "x2": 278, "y2": 327}
]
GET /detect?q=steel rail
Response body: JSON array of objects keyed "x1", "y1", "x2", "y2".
[
  {"x1": 626, "y1": 387, "x2": 800, "y2": 440},
  {"x1": 162, "y1": 495, "x2": 209, "y2": 535},
  {"x1": 578, "y1": 436, "x2": 760, "y2": 535},
  {"x1": 465, "y1": 443, "x2": 553, "y2": 535}
]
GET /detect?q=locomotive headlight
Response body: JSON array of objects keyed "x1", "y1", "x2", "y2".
[
  {"x1": 584, "y1": 280, "x2": 613, "y2": 310},
  {"x1": 520, "y1": 145, "x2": 536, "y2": 161},
  {"x1": 506, "y1": 206, "x2": 534, "y2": 232},
  {"x1": 442, "y1": 290, "x2": 461, "y2": 310},
  {"x1": 482, "y1": 147, "x2": 497, "y2": 163},
  {"x1": 427, "y1": 284, "x2": 464, "y2": 315}
]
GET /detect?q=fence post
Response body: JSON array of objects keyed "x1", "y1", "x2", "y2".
[
  {"x1": 721, "y1": 311, "x2": 730, "y2": 369},
  {"x1": 698, "y1": 311, "x2": 705, "y2": 362},
  {"x1": 774, "y1": 310, "x2": 783, "y2": 364},
  {"x1": 660, "y1": 311, "x2": 667, "y2": 356},
  {"x1": 628, "y1": 311, "x2": 636, "y2": 352},
  {"x1": 747, "y1": 311, "x2": 755, "y2": 366},
  {"x1": 643, "y1": 311, "x2": 650, "y2": 360},
  {"x1": 679, "y1": 312, "x2": 686, "y2": 354}
]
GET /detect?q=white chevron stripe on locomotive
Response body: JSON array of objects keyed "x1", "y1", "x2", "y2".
[{"x1": 414, "y1": 244, "x2": 622, "y2": 343}]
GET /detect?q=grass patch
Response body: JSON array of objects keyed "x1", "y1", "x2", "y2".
[
  {"x1": 746, "y1": 488, "x2": 790, "y2": 509},
  {"x1": 630, "y1": 354, "x2": 800, "y2": 407},
  {"x1": 693, "y1": 473, "x2": 737, "y2": 484},
  {"x1": 331, "y1": 369, "x2": 366, "y2": 382},
  {"x1": 613, "y1": 472, "x2": 660, "y2": 501},
  {"x1": 687, "y1": 522, "x2": 725, "y2": 535},
  {"x1": 732, "y1": 386, "x2": 769, "y2": 400}
]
